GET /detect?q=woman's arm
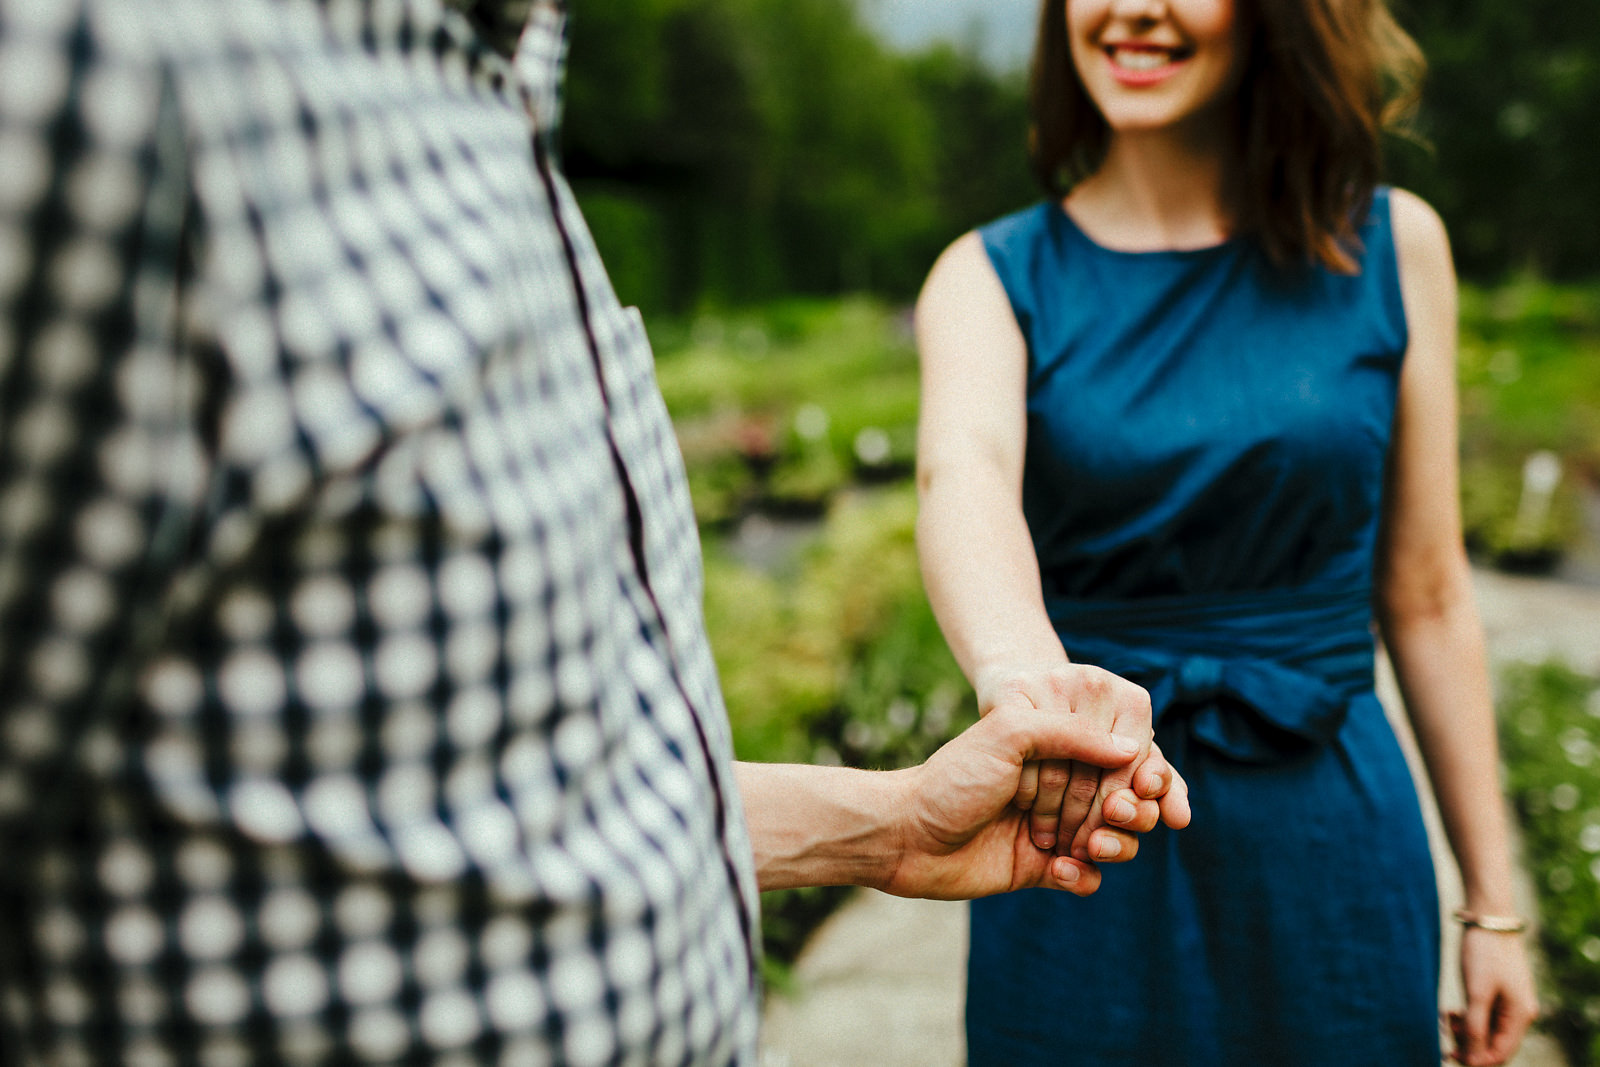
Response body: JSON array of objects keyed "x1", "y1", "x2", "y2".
[
  {"x1": 1376, "y1": 189, "x2": 1538, "y2": 1067},
  {"x1": 914, "y1": 233, "x2": 1065, "y2": 686},
  {"x1": 913, "y1": 234, "x2": 1173, "y2": 859}
]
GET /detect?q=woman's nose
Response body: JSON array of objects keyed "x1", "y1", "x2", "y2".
[{"x1": 1107, "y1": 0, "x2": 1169, "y2": 21}]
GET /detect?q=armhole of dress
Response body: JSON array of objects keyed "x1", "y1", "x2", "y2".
[
  {"x1": 1372, "y1": 187, "x2": 1412, "y2": 367},
  {"x1": 978, "y1": 213, "x2": 1041, "y2": 384}
]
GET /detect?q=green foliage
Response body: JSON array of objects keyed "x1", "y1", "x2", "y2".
[
  {"x1": 703, "y1": 486, "x2": 976, "y2": 967},
  {"x1": 566, "y1": 0, "x2": 1600, "y2": 301},
  {"x1": 654, "y1": 298, "x2": 921, "y2": 525},
  {"x1": 563, "y1": 0, "x2": 1032, "y2": 311},
  {"x1": 1459, "y1": 279, "x2": 1600, "y2": 461},
  {"x1": 1459, "y1": 456, "x2": 1582, "y2": 571},
  {"x1": 573, "y1": 187, "x2": 672, "y2": 311},
  {"x1": 1389, "y1": 1, "x2": 1600, "y2": 279},
  {"x1": 704, "y1": 485, "x2": 973, "y2": 771},
  {"x1": 1497, "y1": 662, "x2": 1600, "y2": 1065},
  {"x1": 1456, "y1": 279, "x2": 1600, "y2": 570}
]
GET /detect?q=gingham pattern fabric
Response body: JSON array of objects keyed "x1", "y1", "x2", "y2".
[{"x1": 0, "y1": 0, "x2": 761, "y2": 1063}]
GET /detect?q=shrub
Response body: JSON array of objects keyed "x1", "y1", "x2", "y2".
[
  {"x1": 655, "y1": 298, "x2": 922, "y2": 522},
  {"x1": 1456, "y1": 279, "x2": 1600, "y2": 573},
  {"x1": 700, "y1": 485, "x2": 977, "y2": 970},
  {"x1": 1497, "y1": 661, "x2": 1600, "y2": 1066}
]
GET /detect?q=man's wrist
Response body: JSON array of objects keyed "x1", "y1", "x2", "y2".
[
  {"x1": 872, "y1": 765, "x2": 920, "y2": 894},
  {"x1": 737, "y1": 762, "x2": 911, "y2": 893}
]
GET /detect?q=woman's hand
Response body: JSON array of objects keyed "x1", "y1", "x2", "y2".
[{"x1": 1444, "y1": 927, "x2": 1539, "y2": 1065}]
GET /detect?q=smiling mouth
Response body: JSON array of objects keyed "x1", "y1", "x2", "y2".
[{"x1": 1105, "y1": 45, "x2": 1191, "y2": 72}]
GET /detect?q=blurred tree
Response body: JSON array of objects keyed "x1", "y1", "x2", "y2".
[
  {"x1": 742, "y1": 0, "x2": 938, "y2": 296},
  {"x1": 1391, "y1": 0, "x2": 1600, "y2": 279},
  {"x1": 899, "y1": 45, "x2": 1035, "y2": 288},
  {"x1": 563, "y1": 0, "x2": 1035, "y2": 310}
]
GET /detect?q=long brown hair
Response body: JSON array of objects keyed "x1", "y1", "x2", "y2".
[{"x1": 1028, "y1": 0, "x2": 1424, "y2": 273}]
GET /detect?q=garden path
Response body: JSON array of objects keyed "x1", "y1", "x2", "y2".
[{"x1": 758, "y1": 566, "x2": 1600, "y2": 1067}]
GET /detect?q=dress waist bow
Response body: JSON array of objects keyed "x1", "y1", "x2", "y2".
[{"x1": 1045, "y1": 585, "x2": 1377, "y2": 763}]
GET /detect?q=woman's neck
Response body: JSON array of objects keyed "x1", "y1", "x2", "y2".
[{"x1": 1065, "y1": 127, "x2": 1235, "y2": 252}]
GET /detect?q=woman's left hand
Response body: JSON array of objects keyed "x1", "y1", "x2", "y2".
[{"x1": 1445, "y1": 927, "x2": 1539, "y2": 1066}]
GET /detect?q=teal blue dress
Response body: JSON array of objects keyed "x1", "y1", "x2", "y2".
[{"x1": 965, "y1": 190, "x2": 1441, "y2": 1065}]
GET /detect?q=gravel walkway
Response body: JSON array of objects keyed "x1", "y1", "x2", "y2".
[{"x1": 759, "y1": 567, "x2": 1600, "y2": 1066}]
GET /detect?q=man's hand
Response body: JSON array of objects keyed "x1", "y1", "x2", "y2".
[
  {"x1": 974, "y1": 662, "x2": 1185, "y2": 862},
  {"x1": 877, "y1": 699, "x2": 1189, "y2": 900}
]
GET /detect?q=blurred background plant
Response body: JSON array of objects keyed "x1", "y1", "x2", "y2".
[
  {"x1": 562, "y1": 0, "x2": 1600, "y2": 1013},
  {"x1": 1499, "y1": 663, "x2": 1600, "y2": 1066}
]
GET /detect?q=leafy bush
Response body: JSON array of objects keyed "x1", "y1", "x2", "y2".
[
  {"x1": 700, "y1": 486, "x2": 977, "y2": 970},
  {"x1": 1457, "y1": 279, "x2": 1600, "y2": 572},
  {"x1": 1497, "y1": 661, "x2": 1600, "y2": 1066},
  {"x1": 704, "y1": 485, "x2": 974, "y2": 772},
  {"x1": 1459, "y1": 280, "x2": 1600, "y2": 467},
  {"x1": 1460, "y1": 454, "x2": 1583, "y2": 572},
  {"x1": 655, "y1": 298, "x2": 922, "y2": 526}
]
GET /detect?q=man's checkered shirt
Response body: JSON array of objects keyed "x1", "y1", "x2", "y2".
[{"x1": 0, "y1": 0, "x2": 761, "y2": 1062}]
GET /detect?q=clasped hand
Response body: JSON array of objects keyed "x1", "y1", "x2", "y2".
[
  {"x1": 978, "y1": 661, "x2": 1188, "y2": 871},
  {"x1": 875, "y1": 661, "x2": 1187, "y2": 901}
]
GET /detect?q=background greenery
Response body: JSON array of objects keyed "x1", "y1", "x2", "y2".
[{"x1": 1499, "y1": 663, "x2": 1600, "y2": 1066}]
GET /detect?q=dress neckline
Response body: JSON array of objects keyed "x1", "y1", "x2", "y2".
[{"x1": 1052, "y1": 200, "x2": 1240, "y2": 260}]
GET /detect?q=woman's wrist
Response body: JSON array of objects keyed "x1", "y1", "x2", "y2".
[
  {"x1": 1460, "y1": 872, "x2": 1518, "y2": 917},
  {"x1": 971, "y1": 655, "x2": 1073, "y2": 714},
  {"x1": 1453, "y1": 908, "x2": 1528, "y2": 934}
]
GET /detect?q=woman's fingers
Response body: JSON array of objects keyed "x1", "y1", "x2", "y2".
[
  {"x1": 1133, "y1": 742, "x2": 1192, "y2": 829},
  {"x1": 1052, "y1": 761, "x2": 1101, "y2": 856},
  {"x1": 1133, "y1": 748, "x2": 1170, "y2": 797},
  {"x1": 1084, "y1": 825, "x2": 1139, "y2": 864},
  {"x1": 1157, "y1": 771, "x2": 1191, "y2": 829},
  {"x1": 1482, "y1": 983, "x2": 1537, "y2": 1065},
  {"x1": 1451, "y1": 987, "x2": 1535, "y2": 1066},
  {"x1": 1461, "y1": 988, "x2": 1492, "y2": 1065},
  {"x1": 1484, "y1": 998, "x2": 1531, "y2": 1066},
  {"x1": 1452, "y1": 928, "x2": 1539, "y2": 1065},
  {"x1": 1064, "y1": 762, "x2": 1134, "y2": 860},
  {"x1": 1047, "y1": 856, "x2": 1102, "y2": 897},
  {"x1": 1101, "y1": 788, "x2": 1160, "y2": 833},
  {"x1": 1014, "y1": 759, "x2": 1041, "y2": 812},
  {"x1": 1026, "y1": 759, "x2": 1074, "y2": 849}
]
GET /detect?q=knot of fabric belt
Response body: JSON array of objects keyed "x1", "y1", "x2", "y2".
[
  {"x1": 1174, "y1": 655, "x2": 1225, "y2": 704},
  {"x1": 1045, "y1": 586, "x2": 1377, "y2": 764},
  {"x1": 1140, "y1": 654, "x2": 1354, "y2": 764}
]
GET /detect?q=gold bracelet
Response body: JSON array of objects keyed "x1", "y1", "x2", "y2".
[{"x1": 1452, "y1": 908, "x2": 1528, "y2": 934}]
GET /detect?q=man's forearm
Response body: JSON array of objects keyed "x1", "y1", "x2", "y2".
[{"x1": 733, "y1": 761, "x2": 908, "y2": 892}]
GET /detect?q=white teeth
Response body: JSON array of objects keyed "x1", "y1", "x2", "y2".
[{"x1": 1111, "y1": 49, "x2": 1171, "y2": 71}]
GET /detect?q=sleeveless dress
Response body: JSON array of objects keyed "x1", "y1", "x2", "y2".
[{"x1": 965, "y1": 190, "x2": 1441, "y2": 1065}]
